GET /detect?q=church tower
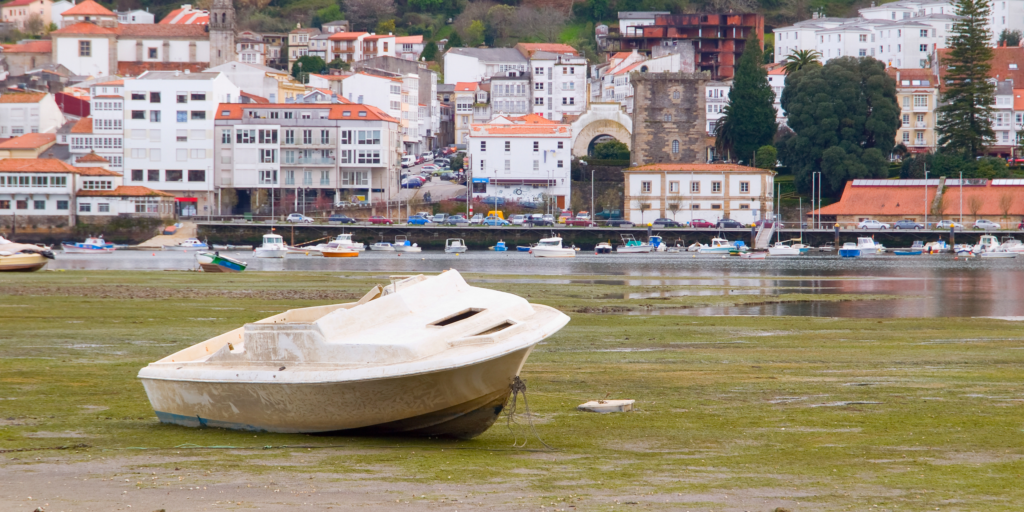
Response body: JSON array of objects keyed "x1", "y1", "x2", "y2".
[{"x1": 209, "y1": 0, "x2": 236, "y2": 67}]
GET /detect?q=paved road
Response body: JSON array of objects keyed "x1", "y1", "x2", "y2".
[{"x1": 396, "y1": 161, "x2": 466, "y2": 203}]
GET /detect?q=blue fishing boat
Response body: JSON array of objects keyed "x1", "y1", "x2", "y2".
[
  {"x1": 62, "y1": 236, "x2": 116, "y2": 254},
  {"x1": 895, "y1": 241, "x2": 924, "y2": 256},
  {"x1": 196, "y1": 252, "x2": 247, "y2": 273},
  {"x1": 489, "y1": 240, "x2": 508, "y2": 251},
  {"x1": 517, "y1": 244, "x2": 533, "y2": 252},
  {"x1": 838, "y1": 242, "x2": 861, "y2": 258}
]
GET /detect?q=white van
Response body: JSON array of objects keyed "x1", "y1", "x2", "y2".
[{"x1": 401, "y1": 155, "x2": 416, "y2": 168}]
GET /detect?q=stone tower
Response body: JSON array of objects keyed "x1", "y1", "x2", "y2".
[
  {"x1": 629, "y1": 71, "x2": 710, "y2": 166},
  {"x1": 209, "y1": 0, "x2": 236, "y2": 67}
]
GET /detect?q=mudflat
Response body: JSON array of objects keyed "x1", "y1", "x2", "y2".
[{"x1": 2, "y1": 270, "x2": 1023, "y2": 511}]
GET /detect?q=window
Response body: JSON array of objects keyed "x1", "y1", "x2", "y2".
[
  {"x1": 96, "y1": 203, "x2": 109, "y2": 213},
  {"x1": 79, "y1": 40, "x2": 90, "y2": 57},
  {"x1": 260, "y1": 149, "x2": 277, "y2": 163},
  {"x1": 221, "y1": 129, "x2": 231, "y2": 144},
  {"x1": 859, "y1": 34, "x2": 867, "y2": 42},
  {"x1": 150, "y1": 149, "x2": 161, "y2": 161},
  {"x1": 33, "y1": 200, "x2": 45, "y2": 210},
  {"x1": 739, "y1": 204, "x2": 750, "y2": 210},
  {"x1": 188, "y1": 170, "x2": 205, "y2": 182},
  {"x1": 303, "y1": 130, "x2": 312, "y2": 145},
  {"x1": 859, "y1": 49, "x2": 867, "y2": 57},
  {"x1": 177, "y1": 93, "x2": 187, "y2": 104},
  {"x1": 131, "y1": 92, "x2": 145, "y2": 101},
  {"x1": 740, "y1": 182, "x2": 750, "y2": 193},
  {"x1": 914, "y1": 95, "x2": 927, "y2": 107},
  {"x1": 663, "y1": 114, "x2": 672, "y2": 122},
  {"x1": 190, "y1": 92, "x2": 206, "y2": 101},
  {"x1": 79, "y1": 203, "x2": 91, "y2": 212},
  {"x1": 903, "y1": 131, "x2": 910, "y2": 142},
  {"x1": 259, "y1": 129, "x2": 278, "y2": 144},
  {"x1": 672, "y1": 140, "x2": 679, "y2": 153},
  {"x1": 641, "y1": 181, "x2": 652, "y2": 193},
  {"x1": 150, "y1": 110, "x2": 161, "y2": 122},
  {"x1": 177, "y1": 111, "x2": 187, "y2": 123},
  {"x1": 711, "y1": 204, "x2": 722, "y2": 210},
  {"x1": 321, "y1": 129, "x2": 331, "y2": 144},
  {"x1": 148, "y1": 169, "x2": 160, "y2": 181},
  {"x1": 557, "y1": 160, "x2": 564, "y2": 168},
  {"x1": 259, "y1": 170, "x2": 278, "y2": 185},
  {"x1": 284, "y1": 129, "x2": 294, "y2": 144},
  {"x1": 690, "y1": 182, "x2": 700, "y2": 193},
  {"x1": 356, "y1": 150, "x2": 381, "y2": 164},
  {"x1": 148, "y1": 47, "x2": 158, "y2": 59},
  {"x1": 357, "y1": 130, "x2": 380, "y2": 144},
  {"x1": 712, "y1": 181, "x2": 722, "y2": 193},
  {"x1": 165, "y1": 170, "x2": 183, "y2": 182},
  {"x1": 131, "y1": 110, "x2": 145, "y2": 120},
  {"x1": 920, "y1": 29, "x2": 928, "y2": 37},
  {"x1": 902, "y1": 114, "x2": 910, "y2": 126},
  {"x1": 150, "y1": 92, "x2": 160, "y2": 103},
  {"x1": 919, "y1": 44, "x2": 928, "y2": 52},
  {"x1": 191, "y1": 111, "x2": 206, "y2": 120},
  {"x1": 236, "y1": 129, "x2": 256, "y2": 144},
  {"x1": 505, "y1": 141, "x2": 511, "y2": 152},
  {"x1": 480, "y1": 141, "x2": 486, "y2": 152},
  {"x1": 190, "y1": 149, "x2": 205, "y2": 159},
  {"x1": 56, "y1": 200, "x2": 68, "y2": 210},
  {"x1": 903, "y1": 97, "x2": 910, "y2": 109},
  {"x1": 132, "y1": 169, "x2": 143, "y2": 181}
]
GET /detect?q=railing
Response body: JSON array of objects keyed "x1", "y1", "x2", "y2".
[
  {"x1": 915, "y1": 122, "x2": 927, "y2": 128},
  {"x1": 284, "y1": 138, "x2": 336, "y2": 147},
  {"x1": 283, "y1": 157, "x2": 336, "y2": 165}
]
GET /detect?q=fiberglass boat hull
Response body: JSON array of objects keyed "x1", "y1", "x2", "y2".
[
  {"x1": 140, "y1": 345, "x2": 533, "y2": 438},
  {"x1": 0, "y1": 253, "x2": 48, "y2": 272}
]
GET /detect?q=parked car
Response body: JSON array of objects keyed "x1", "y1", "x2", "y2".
[
  {"x1": 421, "y1": 165, "x2": 439, "y2": 174},
  {"x1": 936, "y1": 220, "x2": 963, "y2": 230},
  {"x1": 327, "y1": 214, "x2": 356, "y2": 224},
  {"x1": 367, "y1": 216, "x2": 393, "y2": 225},
  {"x1": 605, "y1": 219, "x2": 636, "y2": 227},
  {"x1": 716, "y1": 218, "x2": 744, "y2": 229},
  {"x1": 527, "y1": 213, "x2": 554, "y2": 226},
  {"x1": 401, "y1": 179, "x2": 423, "y2": 189},
  {"x1": 857, "y1": 219, "x2": 891, "y2": 229},
  {"x1": 432, "y1": 213, "x2": 448, "y2": 223},
  {"x1": 286, "y1": 213, "x2": 313, "y2": 223},
  {"x1": 401, "y1": 155, "x2": 416, "y2": 168},
  {"x1": 565, "y1": 216, "x2": 596, "y2": 227},
  {"x1": 509, "y1": 214, "x2": 528, "y2": 225},
  {"x1": 445, "y1": 215, "x2": 469, "y2": 225},
  {"x1": 483, "y1": 215, "x2": 511, "y2": 226},
  {"x1": 690, "y1": 218, "x2": 715, "y2": 228},
  {"x1": 415, "y1": 156, "x2": 426, "y2": 165},
  {"x1": 894, "y1": 219, "x2": 924, "y2": 229},
  {"x1": 420, "y1": 152, "x2": 433, "y2": 162},
  {"x1": 333, "y1": 201, "x2": 352, "y2": 208},
  {"x1": 974, "y1": 219, "x2": 1001, "y2": 230},
  {"x1": 439, "y1": 172, "x2": 457, "y2": 181},
  {"x1": 469, "y1": 213, "x2": 485, "y2": 224},
  {"x1": 595, "y1": 209, "x2": 623, "y2": 220},
  {"x1": 653, "y1": 218, "x2": 682, "y2": 228},
  {"x1": 541, "y1": 214, "x2": 556, "y2": 224},
  {"x1": 519, "y1": 201, "x2": 540, "y2": 209},
  {"x1": 557, "y1": 210, "x2": 573, "y2": 224},
  {"x1": 1018, "y1": 220, "x2": 1024, "y2": 230},
  {"x1": 407, "y1": 214, "x2": 433, "y2": 225},
  {"x1": 481, "y1": 196, "x2": 506, "y2": 207}
]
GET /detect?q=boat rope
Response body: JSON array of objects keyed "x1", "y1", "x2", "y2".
[{"x1": 504, "y1": 376, "x2": 553, "y2": 451}]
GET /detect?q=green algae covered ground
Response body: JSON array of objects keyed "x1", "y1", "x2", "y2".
[{"x1": 1, "y1": 270, "x2": 1023, "y2": 511}]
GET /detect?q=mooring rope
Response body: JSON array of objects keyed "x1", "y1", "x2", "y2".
[{"x1": 504, "y1": 376, "x2": 553, "y2": 451}]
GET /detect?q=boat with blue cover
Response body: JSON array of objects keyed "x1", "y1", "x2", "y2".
[
  {"x1": 196, "y1": 252, "x2": 247, "y2": 273},
  {"x1": 839, "y1": 242, "x2": 861, "y2": 258},
  {"x1": 489, "y1": 240, "x2": 507, "y2": 251}
]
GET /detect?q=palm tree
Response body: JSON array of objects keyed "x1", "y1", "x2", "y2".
[
  {"x1": 782, "y1": 49, "x2": 823, "y2": 74},
  {"x1": 713, "y1": 105, "x2": 736, "y2": 161}
]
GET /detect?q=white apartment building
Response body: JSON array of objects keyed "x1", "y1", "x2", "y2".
[
  {"x1": 67, "y1": 79, "x2": 125, "y2": 171},
  {"x1": 117, "y1": 9, "x2": 155, "y2": 24},
  {"x1": 466, "y1": 115, "x2": 572, "y2": 209},
  {"x1": 443, "y1": 48, "x2": 528, "y2": 85},
  {"x1": 0, "y1": 92, "x2": 64, "y2": 136},
  {"x1": 214, "y1": 103, "x2": 401, "y2": 210},
  {"x1": 400, "y1": 73, "x2": 421, "y2": 154},
  {"x1": 453, "y1": 82, "x2": 491, "y2": 146},
  {"x1": 590, "y1": 50, "x2": 685, "y2": 113},
  {"x1": 332, "y1": 72, "x2": 403, "y2": 120},
  {"x1": 623, "y1": 163, "x2": 775, "y2": 225},
  {"x1": 123, "y1": 71, "x2": 240, "y2": 214},
  {"x1": 528, "y1": 51, "x2": 587, "y2": 120},
  {"x1": 705, "y1": 80, "x2": 730, "y2": 135}
]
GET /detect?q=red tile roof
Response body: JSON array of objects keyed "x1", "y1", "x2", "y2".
[
  {"x1": 216, "y1": 103, "x2": 399, "y2": 123},
  {"x1": 394, "y1": 35, "x2": 423, "y2": 44},
  {"x1": 938, "y1": 46, "x2": 1024, "y2": 86},
  {"x1": 62, "y1": 0, "x2": 115, "y2": 16},
  {"x1": 78, "y1": 186, "x2": 172, "y2": 197},
  {"x1": 240, "y1": 91, "x2": 269, "y2": 104},
  {"x1": 93, "y1": 79, "x2": 124, "y2": 86},
  {"x1": 0, "y1": 132, "x2": 55, "y2": 149},
  {"x1": 76, "y1": 151, "x2": 109, "y2": 163},
  {"x1": 71, "y1": 117, "x2": 93, "y2": 133},
  {"x1": 74, "y1": 166, "x2": 120, "y2": 176},
  {"x1": 0, "y1": 158, "x2": 76, "y2": 173},
  {"x1": 516, "y1": 42, "x2": 579, "y2": 57},
  {"x1": 470, "y1": 123, "x2": 571, "y2": 136},
  {"x1": 625, "y1": 163, "x2": 765, "y2": 172},
  {"x1": 363, "y1": 34, "x2": 394, "y2": 41},
  {"x1": 454, "y1": 82, "x2": 478, "y2": 92},
  {"x1": 0, "y1": 40, "x2": 52, "y2": 53},
  {"x1": 120, "y1": 24, "x2": 207, "y2": 38},
  {"x1": 814, "y1": 180, "x2": 1024, "y2": 217},
  {"x1": 0, "y1": 92, "x2": 46, "y2": 103},
  {"x1": 2, "y1": 0, "x2": 42, "y2": 7},
  {"x1": 118, "y1": 61, "x2": 206, "y2": 76},
  {"x1": 505, "y1": 113, "x2": 559, "y2": 124},
  {"x1": 328, "y1": 31, "x2": 367, "y2": 41},
  {"x1": 52, "y1": 22, "x2": 117, "y2": 35},
  {"x1": 159, "y1": 6, "x2": 208, "y2": 25}
]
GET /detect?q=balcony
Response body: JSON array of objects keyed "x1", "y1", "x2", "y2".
[
  {"x1": 284, "y1": 138, "x2": 336, "y2": 147},
  {"x1": 283, "y1": 157, "x2": 336, "y2": 166},
  {"x1": 915, "y1": 122, "x2": 927, "y2": 128}
]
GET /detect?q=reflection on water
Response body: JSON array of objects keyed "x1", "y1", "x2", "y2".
[{"x1": 45, "y1": 251, "x2": 1024, "y2": 319}]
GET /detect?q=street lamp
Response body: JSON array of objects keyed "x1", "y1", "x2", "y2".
[{"x1": 924, "y1": 165, "x2": 928, "y2": 229}]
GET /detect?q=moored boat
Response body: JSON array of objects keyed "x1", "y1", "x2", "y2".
[
  {"x1": 838, "y1": 242, "x2": 861, "y2": 258},
  {"x1": 370, "y1": 242, "x2": 395, "y2": 251},
  {"x1": 62, "y1": 236, "x2": 116, "y2": 254},
  {"x1": 137, "y1": 270, "x2": 570, "y2": 438},
  {"x1": 322, "y1": 247, "x2": 359, "y2": 257},
  {"x1": 857, "y1": 237, "x2": 885, "y2": 254},
  {"x1": 212, "y1": 244, "x2": 254, "y2": 251},
  {"x1": 767, "y1": 241, "x2": 801, "y2": 256},
  {"x1": 594, "y1": 241, "x2": 613, "y2": 254},
  {"x1": 973, "y1": 235, "x2": 1000, "y2": 255},
  {"x1": 516, "y1": 245, "x2": 533, "y2": 252},
  {"x1": 445, "y1": 238, "x2": 468, "y2": 253},
  {"x1": 699, "y1": 237, "x2": 736, "y2": 255},
  {"x1": 164, "y1": 238, "x2": 208, "y2": 251},
  {"x1": 531, "y1": 237, "x2": 576, "y2": 258},
  {"x1": 740, "y1": 251, "x2": 767, "y2": 259},
  {"x1": 980, "y1": 250, "x2": 1016, "y2": 258},
  {"x1": 393, "y1": 235, "x2": 422, "y2": 253},
  {"x1": 489, "y1": 240, "x2": 508, "y2": 251},
  {"x1": 313, "y1": 234, "x2": 365, "y2": 253},
  {"x1": 616, "y1": 234, "x2": 654, "y2": 253},
  {"x1": 254, "y1": 234, "x2": 288, "y2": 258},
  {"x1": 196, "y1": 252, "x2": 247, "y2": 272},
  {"x1": 923, "y1": 240, "x2": 949, "y2": 254}
]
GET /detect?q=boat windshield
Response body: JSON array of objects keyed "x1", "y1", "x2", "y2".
[
  {"x1": 538, "y1": 240, "x2": 560, "y2": 247},
  {"x1": 264, "y1": 235, "x2": 282, "y2": 243}
]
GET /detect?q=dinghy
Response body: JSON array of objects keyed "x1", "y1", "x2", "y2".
[
  {"x1": 196, "y1": 252, "x2": 247, "y2": 273},
  {"x1": 138, "y1": 270, "x2": 570, "y2": 438}
]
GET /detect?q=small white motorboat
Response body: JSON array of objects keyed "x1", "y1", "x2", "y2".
[
  {"x1": 857, "y1": 237, "x2": 885, "y2": 254},
  {"x1": 393, "y1": 235, "x2": 422, "y2": 253},
  {"x1": 740, "y1": 251, "x2": 767, "y2": 260},
  {"x1": 254, "y1": 233, "x2": 288, "y2": 258},
  {"x1": 616, "y1": 234, "x2": 654, "y2": 253},
  {"x1": 531, "y1": 237, "x2": 576, "y2": 258},
  {"x1": 999, "y1": 237, "x2": 1024, "y2": 253},
  {"x1": 923, "y1": 241, "x2": 949, "y2": 253},
  {"x1": 980, "y1": 250, "x2": 1016, "y2": 258},
  {"x1": 699, "y1": 237, "x2": 735, "y2": 255},
  {"x1": 445, "y1": 238, "x2": 468, "y2": 253},
  {"x1": 138, "y1": 270, "x2": 570, "y2": 438},
  {"x1": 594, "y1": 241, "x2": 613, "y2": 254},
  {"x1": 687, "y1": 242, "x2": 707, "y2": 252},
  {"x1": 370, "y1": 242, "x2": 395, "y2": 251},
  {"x1": 973, "y1": 235, "x2": 1000, "y2": 255},
  {"x1": 313, "y1": 234, "x2": 365, "y2": 253},
  {"x1": 163, "y1": 238, "x2": 208, "y2": 251},
  {"x1": 767, "y1": 241, "x2": 801, "y2": 256}
]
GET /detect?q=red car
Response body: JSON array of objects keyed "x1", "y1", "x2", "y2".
[
  {"x1": 689, "y1": 218, "x2": 715, "y2": 228},
  {"x1": 565, "y1": 216, "x2": 595, "y2": 227},
  {"x1": 367, "y1": 216, "x2": 393, "y2": 225}
]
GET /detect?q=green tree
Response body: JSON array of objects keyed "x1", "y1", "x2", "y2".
[
  {"x1": 592, "y1": 140, "x2": 629, "y2": 160},
  {"x1": 779, "y1": 56, "x2": 899, "y2": 196},
  {"x1": 420, "y1": 40, "x2": 438, "y2": 62},
  {"x1": 782, "y1": 49, "x2": 822, "y2": 74},
  {"x1": 465, "y1": 20, "x2": 485, "y2": 47},
  {"x1": 445, "y1": 31, "x2": 463, "y2": 49},
  {"x1": 937, "y1": 0, "x2": 996, "y2": 157},
  {"x1": 720, "y1": 31, "x2": 777, "y2": 164},
  {"x1": 998, "y1": 28, "x2": 1022, "y2": 46},
  {"x1": 313, "y1": 4, "x2": 344, "y2": 28},
  {"x1": 755, "y1": 145, "x2": 777, "y2": 169},
  {"x1": 376, "y1": 18, "x2": 396, "y2": 34},
  {"x1": 327, "y1": 58, "x2": 350, "y2": 71},
  {"x1": 291, "y1": 56, "x2": 326, "y2": 82}
]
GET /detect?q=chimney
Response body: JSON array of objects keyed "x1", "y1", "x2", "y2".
[
  {"x1": 812, "y1": 12, "x2": 819, "y2": 19},
  {"x1": 896, "y1": 70, "x2": 900, "y2": 83}
]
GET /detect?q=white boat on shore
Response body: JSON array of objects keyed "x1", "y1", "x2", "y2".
[
  {"x1": 531, "y1": 237, "x2": 576, "y2": 258},
  {"x1": 254, "y1": 234, "x2": 288, "y2": 258},
  {"x1": 973, "y1": 235, "x2": 1000, "y2": 255},
  {"x1": 163, "y1": 238, "x2": 208, "y2": 251},
  {"x1": 393, "y1": 235, "x2": 422, "y2": 253},
  {"x1": 767, "y1": 241, "x2": 801, "y2": 256},
  {"x1": 137, "y1": 270, "x2": 570, "y2": 438},
  {"x1": 445, "y1": 238, "x2": 468, "y2": 253},
  {"x1": 0, "y1": 236, "x2": 54, "y2": 272}
]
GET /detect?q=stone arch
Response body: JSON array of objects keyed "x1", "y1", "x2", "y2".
[{"x1": 571, "y1": 103, "x2": 633, "y2": 158}]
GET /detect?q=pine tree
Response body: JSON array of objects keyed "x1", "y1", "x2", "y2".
[
  {"x1": 937, "y1": 0, "x2": 996, "y2": 156},
  {"x1": 721, "y1": 30, "x2": 778, "y2": 164}
]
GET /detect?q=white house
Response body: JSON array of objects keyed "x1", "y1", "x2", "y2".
[
  {"x1": 517, "y1": 44, "x2": 587, "y2": 120},
  {"x1": 395, "y1": 35, "x2": 424, "y2": 61},
  {"x1": 329, "y1": 72, "x2": 403, "y2": 122},
  {"x1": 443, "y1": 48, "x2": 528, "y2": 85},
  {"x1": 0, "y1": 92, "x2": 65, "y2": 136},
  {"x1": 623, "y1": 163, "x2": 775, "y2": 225},
  {"x1": 466, "y1": 114, "x2": 572, "y2": 209},
  {"x1": 207, "y1": 61, "x2": 287, "y2": 103},
  {"x1": 65, "y1": 78, "x2": 124, "y2": 171},
  {"x1": 117, "y1": 9, "x2": 154, "y2": 24},
  {"x1": 123, "y1": 70, "x2": 240, "y2": 215}
]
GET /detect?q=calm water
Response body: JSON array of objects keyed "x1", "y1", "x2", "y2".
[{"x1": 45, "y1": 250, "x2": 1024, "y2": 319}]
